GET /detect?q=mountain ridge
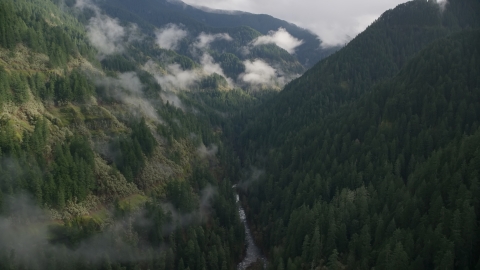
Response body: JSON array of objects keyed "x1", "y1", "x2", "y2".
[{"x1": 98, "y1": 0, "x2": 339, "y2": 68}]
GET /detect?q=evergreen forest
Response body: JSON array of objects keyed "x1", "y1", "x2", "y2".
[{"x1": 0, "y1": 0, "x2": 479, "y2": 269}]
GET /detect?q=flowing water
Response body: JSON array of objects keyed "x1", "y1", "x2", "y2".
[{"x1": 235, "y1": 192, "x2": 267, "y2": 270}]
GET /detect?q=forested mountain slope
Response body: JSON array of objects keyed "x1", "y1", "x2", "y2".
[
  {"x1": 236, "y1": 0, "x2": 480, "y2": 268},
  {"x1": 240, "y1": 0, "x2": 480, "y2": 152},
  {"x1": 0, "y1": 0, "x2": 255, "y2": 268}
]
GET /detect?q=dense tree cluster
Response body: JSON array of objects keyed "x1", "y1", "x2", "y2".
[
  {"x1": 111, "y1": 118, "x2": 157, "y2": 183},
  {"x1": 0, "y1": 0, "x2": 94, "y2": 66},
  {"x1": 0, "y1": 67, "x2": 96, "y2": 106},
  {"x1": 0, "y1": 66, "x2": 30, "y2": 105},
  {"x1": 50, "y1": 135, "x2": 96, "y2": 207},
  {"x1": 200, "y1": 74, "x2": 229, "y2": 89},
  {"x1": 101, "y1": 55, "x2": 137, "y2": 73},
  {"x1": 137, "y1": 70, "x2": 163, "y2": 99},
  {"x1": 51, "y1": 70, "x2": 96, "y2": 103},
  {"x1": 215, "y1": 53, "x2": 245, "y2": 81},
  {"x1": 0, "y1": 1, "x2": 21, "y2": 50},
  {"x1": 0, "y1": 0, "x2": 97, "y2": 106},
  {"x1": 0, "y1": 118, "x2": 95, "y2": 208}
]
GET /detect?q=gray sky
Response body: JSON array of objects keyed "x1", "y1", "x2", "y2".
[{"x1": 181, "y1": 0, "x2": 409, "y2": 46}]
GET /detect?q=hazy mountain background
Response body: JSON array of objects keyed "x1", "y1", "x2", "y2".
[{"x1": 97, "y1": 0, "x2": 339, "y2": 67}]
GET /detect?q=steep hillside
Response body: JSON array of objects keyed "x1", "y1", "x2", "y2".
[
  {"x1": 0, "y1": 0, "x2": 251, "y2": 268},
  {"x1": 236, "y1": 0, "x2": 480, "y2": 268}
]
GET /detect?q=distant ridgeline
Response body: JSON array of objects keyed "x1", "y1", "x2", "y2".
[
  {"x1": 97, "y1": 0, "x2": 338, "y2": 68},
  {"x1": 238, "y1": 0, "x2": 480, "y2": 269}
]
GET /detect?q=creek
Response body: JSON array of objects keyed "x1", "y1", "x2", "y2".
[{"x1": 235, "y1": 192, "x2": 267, "y2": 270}]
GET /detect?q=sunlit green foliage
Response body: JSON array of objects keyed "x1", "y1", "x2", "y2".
[{"x1": 0, "y1": 0, "x2": 94, "y2": 66}]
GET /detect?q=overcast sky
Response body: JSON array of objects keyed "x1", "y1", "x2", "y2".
[{"x1": 181, "y1": 0, "x2": 409, "y2": 46}]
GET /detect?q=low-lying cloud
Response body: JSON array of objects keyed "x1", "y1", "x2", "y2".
[
  {"x1": 153, "y1": 56, "x2": 232, "y2": 91},
  {"x1": 117, "y1": 72, "x2": 143, "y2": 94},
  {"x1": 76, "y1": 0, "x2": 141, "y2": 57},
  {"x1": 160, "y1": 185, "x2": 217, "y2": 233},
  {"x1": 436, "y1": 0, "x2": 448, "y2": 12},
  {"x1": 95, "y1": 72, "x2": 162, "y2": 123},
  {"x1": 87, "y1": 15, "x2": 126, "y2": 56},
  {"x1": 233, "y1": 166, "x2": 265, "y2": 190},
  {"x1": 160, "y1": 92, "x2": 185, "y2": 111},
  {"x1": 155, "y1": 64, "x2": 200, "y2": 91},
  {"x1": 194, "y1": 32, "x2": 233, "y2": 49},
  {"x1": 0, "y1": 190, "x2": 219, "y2": 269},
  {"x1": 122, "y1": 96, "x2": 162, "y2": 122},
  {"x1": 252, "y1": 27, "x2": 303, "y2": 54},
  {"x1": 181, "y1": 0, "x2": 409, "y2": 47},
  {"x1": 155, "y1": 24, "x2": 188, "y2": 50},
  {"x1": 197, "y1": 143, "x2": 218, "y2": 159},
  {"x1": 239, "y1": 59, "x2": 282, "y2": 86},
  {"x1": 200, "y1": 54, "x2": 234, "y2": 86},
  {"x1": 74, "y1": 0, "x2": 97, "y2": 11},
  {"x1": 0, "y1": 194, "x2": 158, "y2": 269}
]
